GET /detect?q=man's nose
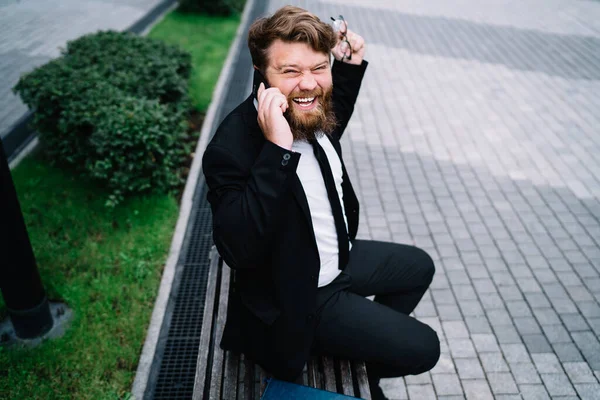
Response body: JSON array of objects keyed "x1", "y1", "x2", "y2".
[{"x1": 298, "y1": 73, "x2": 317, "y2": 91}]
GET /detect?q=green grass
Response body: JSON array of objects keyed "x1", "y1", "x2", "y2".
[
  {"x1": 0, "y1": 156, "x2": 179, "y2": 400},
  {"x1": 0, "y1": 9, "x2": 240, "y2": 400},
  {"x1": 149, "y1": 11, "x2": 240, "y2": 112}
]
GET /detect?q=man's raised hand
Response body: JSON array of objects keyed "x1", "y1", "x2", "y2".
[
  {"x1": 332, "y1": 26, "x2": 366, "y2": 65},
  {"x1": 257, "y1": 82, "x2": 294, "y2": 150}
]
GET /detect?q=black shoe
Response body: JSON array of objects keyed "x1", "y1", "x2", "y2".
[{"x1": 369, "y1": 383, "x2": 390, "y2": 400}]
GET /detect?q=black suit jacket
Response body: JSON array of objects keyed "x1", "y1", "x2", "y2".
[{"x1": 202, "y1": 60, "x2": 368, "y2": 381}]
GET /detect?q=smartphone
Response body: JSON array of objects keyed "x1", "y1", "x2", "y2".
[{"x1": 252, "y1": 68, "x2": 270, "y2": 100}]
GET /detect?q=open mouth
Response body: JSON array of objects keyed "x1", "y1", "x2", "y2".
[{"x1": 292, "y1": 96, "x2": 317, "y2": 109}]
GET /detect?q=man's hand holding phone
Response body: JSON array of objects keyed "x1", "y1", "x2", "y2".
[{"x1": 256, "y1": 82, "x2": 294, "y2": 150}]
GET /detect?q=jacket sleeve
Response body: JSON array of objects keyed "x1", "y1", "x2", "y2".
[
  {"x1": 202, "y1": 138, "x2": 301, "y2": 270},
  {"x1": 331, "y1": 60, "x2": 368, "y2": 139}
]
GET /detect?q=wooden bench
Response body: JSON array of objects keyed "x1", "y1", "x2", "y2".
[{"x1": 193, "y1": 246, "x2": 371, "y2": 399}]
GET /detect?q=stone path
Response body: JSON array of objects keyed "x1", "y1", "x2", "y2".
[
  {"x1": 266, "y1": 0, "x2": 600, "y2": 398},
  {"x1": 0, "y1": 0, "x2": 164, "y2": 141}
]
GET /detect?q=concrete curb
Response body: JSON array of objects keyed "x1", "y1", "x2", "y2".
[{"x1": 130, "y1": 0, "x2": 256, "y2": 398}]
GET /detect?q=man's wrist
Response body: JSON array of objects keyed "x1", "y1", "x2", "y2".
[{"x1": 268, "y1": 137, "x2": 293, "y2": 151}]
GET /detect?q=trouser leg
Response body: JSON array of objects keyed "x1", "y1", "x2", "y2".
[
  {"x1": 313, "y1": 240, "x2": 440, "y2": 385},
  {"x1": 314, "y1": 289, "x2": 440, "y2": 376},
  {"x1": 344, "y1": 240, "x2": 436, "y2": 315}
]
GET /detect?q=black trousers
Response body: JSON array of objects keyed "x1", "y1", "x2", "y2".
[{"x1": 312, "y1": 240, "x2": 440, "y2": 380}]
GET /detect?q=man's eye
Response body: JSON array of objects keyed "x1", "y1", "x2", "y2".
[{"x1": 283, "y1": 70, "x2": 298, "y2": 74}]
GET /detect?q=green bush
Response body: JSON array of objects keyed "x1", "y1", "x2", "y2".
[
  {"x1": 178, "y1": 0, "x2": 244, "y2": 16},
  {"x1": 13, "y1": 31, "x2": 193, "y2": 206},
  {"x1": 90, "y1": 97, "x2": 188, "y2": 207}
]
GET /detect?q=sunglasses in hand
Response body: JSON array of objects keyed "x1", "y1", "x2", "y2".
[{"x1": 331, "y1": 15, "x2": 352, "y2": 62}]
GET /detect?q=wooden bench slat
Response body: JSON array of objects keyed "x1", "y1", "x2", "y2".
[
  {"x1": 243, "y1": 355, "x2": 254, "y2": 400},
  {"x1": 254, "y1": 364, "x2": 261, "y2": 399},
  {"x1": 258, "y1": 365, "x2": 269, "y2": 396},
  {"x1": 222, "y1": 351, "x2": 239, "y2": 400},
  {"x1": 352, "y1": 360, "x2": 371, "y2": 400},
  {"x1": 192, "y1": 247, "x2": 221, "y2": 400},
  {"x1": 307, "y1": 356, "x2": 321, "y2": 389},
  {"x1": 338, "y1": 359, "x2": 354, "y2": 396},
  {"x1": 237, "y1": 353, "x2": 246, "y2": 400},
  {"x1": 208, "y1": 265, "x2": 231, "y2": 399},
  {"x1": 322, "y1": 356, "x2": 337, "y2": 393}
]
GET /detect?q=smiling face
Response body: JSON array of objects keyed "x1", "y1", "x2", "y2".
[{"x1": 263, "y1": 40, "x2": 337, "y2": 140}]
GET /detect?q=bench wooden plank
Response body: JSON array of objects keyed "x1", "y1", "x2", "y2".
[
  {"x1": 258, "y1": 365, "x2": 269, "y2": 396},
  {"x1": 338, "y1": 359, "x2": 354, "y2": 396},
  {"x1": 192, "y1": 246, "x2": 221, "y2": 400},
  {"x1": 222, "y1": 351, "x2": 238, "y2": 400},
  {"x1": 307, "y1": 356, "x2": 321, "y2": 389},
  {"x1": 208, "y1": 265, "x2": 231, "y2": 399},
  {"x1": 243, "y1": 355, "x2": 254, "y2": 400},
  {"x1": 254, "y1": 364, "x2": 261, "y2": 399},
  {"x1": 322, "y1": 356, "x2": 337, "y2": 393},
  {"x1": 237, "y1": 353, "x2": 246, "y2": 400},
  {"x1": 352, "y1": 360, "x2": 372, "y2": 400}
]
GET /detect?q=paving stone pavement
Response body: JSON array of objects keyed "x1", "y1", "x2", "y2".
[
  {"x1": 0, "y1": 0, "x2": 164, "y2": 140},
  {"x1": 265, "y1": 0, "x2": 600, "y2": 398}
]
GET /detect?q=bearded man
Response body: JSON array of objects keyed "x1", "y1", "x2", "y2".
[{"x1": 202, "y1": 6, "x2": 440, "y2": 399}]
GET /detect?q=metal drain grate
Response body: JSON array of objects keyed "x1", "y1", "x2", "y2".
[{"x1": 144, "y1": 1, "x2": 268, "y2": 399}]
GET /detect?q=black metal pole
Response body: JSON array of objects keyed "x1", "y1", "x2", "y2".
[{"x1": 0, "y1": 138, "x2": 53, "y2": 339}]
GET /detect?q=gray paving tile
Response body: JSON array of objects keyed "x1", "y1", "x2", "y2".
[
  {"x1": 571, "y1": 331, "x2": 600, "y2": 370},
  {"x1": 479, "y1": 352, "x2": 510, "y2": 373},
  {"x1": 494, "y1": 324, "x2": 523, "y2": 344},
  {"x1": 534, "y1": 308, "x2": 561, "y2": 326},
  {"x1": 518, "y1": 384, "x2": 550, "y2": 400},
  {"x1": 464, "y1": 316, "x2": 492, "y2": 334},
  {"x1": 511, "y1": 362, "x2": 542, "y2": 384},
  {"x1": 541, "y1": 324, "x2": 572, "y2": 344},
  {"x1": 487, "y1": 372, "x2": 519, "y2": 395},
  {"x1": 459, "y1": 300, "x2": 485, "y2": 317},
  {"x1": 522, "y1": 334, "x2": 553, "y2": 354},
  {"x1": 462, "y1": 380, "x2": 493, "y2": 400},
  {"x1": 442, "y1": 321, "x2": 470, "y2": 339},
  {"x1": 380, "y1": 377, "x2": 408, "y2": 400},
  {"x1": 563, "y1": 362, "x2": 598, "y2": 384},
  {"x1": 471, "y1": 333, "x2": 500, "y2": 353},
  {"x1": 531, "y1": 353, "x2": 563, "y2": 374},
  {"x1": 540, "y1": 373, "x2": 577, "y2": 396},
  {"x1": 574, "y1": 383, "x2": 600, "y2": 400},
  {"x1": 406, "y1": 383, "x2": 436, "y2": 400},
  {"x1": 561, "y1": 314, "x2": 590, "y2": 332},
  {"x1": 404, "y1": 372, "x2": 432, "y2": 385},
  {"x1": 501, "y1": 343, "x2": 531, "y2": 364},
  {"x1": 432, "y1": 373, "x2": 463, "y2": 396},
  {"x1": 455, "y1": 358, "x2": 485, "y2": 379},
  {"x1": 514, "y1": 316, "x2": 543, "y2": 335},
  {"x1": 448, "y1": 338, "x2": 477, "y2": 359}
]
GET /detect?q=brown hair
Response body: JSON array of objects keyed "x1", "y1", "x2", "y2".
[{"x1": 248, "y1": 6, "x2": 337, "y2": 72}]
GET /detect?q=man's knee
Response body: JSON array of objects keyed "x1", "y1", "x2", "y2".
[
  {"x1": 410, "y1": 246, "x2": 435, "y2": 286},
  {"x1": 413, "y1": 325, "x2": 440, "y2": 374},
  {"x1": 381, "y1": 323, "x2": 440, "y2": 377}
]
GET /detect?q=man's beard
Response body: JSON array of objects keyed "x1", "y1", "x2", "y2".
[{"x1": 284, "y1": 86, "x2": 337, "y2": 142}]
